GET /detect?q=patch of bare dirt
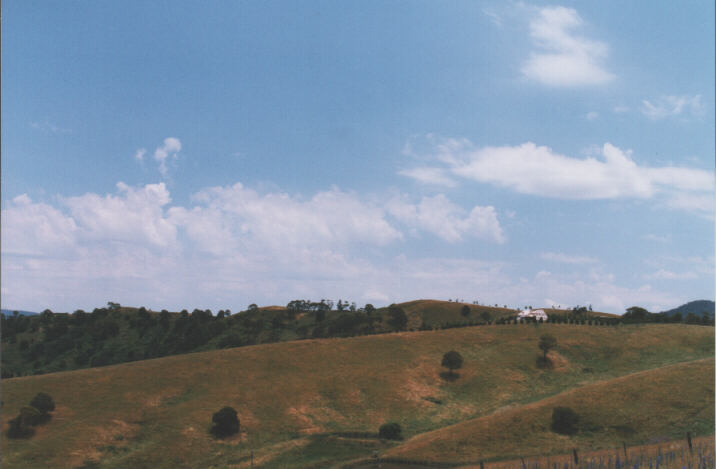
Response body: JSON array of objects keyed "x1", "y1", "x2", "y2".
[
  {"x1": 548, "y1": 351, "x2": 570, "y2": 372},
  {"x1": 401, "y1": 359, "x2": 444, "y2": 405},
  {"x1": 70, "y1": 418, "x2": 139, "y2": 467},
  {"x1": 231, "y1": 438, "x2": 311, "y2": 468},
  {"x1": 285, "y1": 399, "x2": 346, "y2": 433}
]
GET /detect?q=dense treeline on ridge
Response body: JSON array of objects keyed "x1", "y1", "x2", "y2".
[{"x1": 1, "y1": 300, "x2": 712, "y2": 378}]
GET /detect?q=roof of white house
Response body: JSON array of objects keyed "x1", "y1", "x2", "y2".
[{"x1": 517, "y1": 308, "x2": 548, "y2": 318}]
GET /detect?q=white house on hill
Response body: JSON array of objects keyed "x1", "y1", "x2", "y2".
[{"x1": 517, "y1": 308, "x2": 548, "y2": 321}]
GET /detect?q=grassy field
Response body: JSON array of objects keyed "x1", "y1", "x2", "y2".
[
  {"x1": 467, "y1": 436, "x2": 715, "y2": 469},
  {"x1": 384, "y1": 358, "x2": 714, "y2": 463},
  {"x1": 1, "y1": 323, "x2": 713, "y2": 468}
]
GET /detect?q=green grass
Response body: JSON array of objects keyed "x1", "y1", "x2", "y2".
[{"x1": 1, "y1": 323, "x2": 713, "y2": 468}]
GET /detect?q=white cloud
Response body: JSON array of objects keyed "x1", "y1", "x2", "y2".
[
  {"x1": 134, "y1": 148, "x2": 147, "y2": 161},
  {"x1": 585, "y1": 111, "x2": 599, "y2": 121},
  {"x1": 641, "y1": 95, "x2": 704, "y2": 120},
  {"x1": 386, "y1": 194, "x2": 504, "y2": 243},
  {"x1": 522, "y1": 6, "x2": 614, "y2": 86},
  {"x1": 1, "y1": 181, "x2": 510, "y2": 312},
  {"x1": 170, "y1": 183, "x2": 404, "y2": 254},
  {"x1": 397, "y1": 167, "x2": 457, "y2": 187},
  {"x1": 540, "y1": 251, "x2": 598, "y2": 264},
  {"x1": 153, "y1": 137, "x2": 182, "y2": 176},
  {"x1": 63, "y1": 182, "x2": 177, "y2": 248},
  {"x1": 612, "y1": 105, "x2": 630, "y2": 114},
  {"x1": 1, "y1": 181, "x2": 701, "y2": 315},
  {"x1": 401, "y1": 136, "x2": 714, "y2": 215},
  {"x1": 646, "y1": 269, "x2": 698, "y2": 280},
  {"x1": 2, "y1": 194, "x2": 78, "y2": 257}
]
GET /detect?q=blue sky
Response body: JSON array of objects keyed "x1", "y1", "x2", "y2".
[{"x1": 2, "y1": 1, "x2": 713, "y2": 314}]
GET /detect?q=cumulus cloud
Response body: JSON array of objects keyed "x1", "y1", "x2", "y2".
[
  {"x1": 522, "y1": 6, "x2": 614, "y2": 86},
  {"x1": 400, "y1": 136, "x2": 714, "y2": 215},
  {"x1": 134, "y1": 148, "x2": 146, "y2": 161},
  {"x1": 2, "y1": 194, "x2": 78, "y2": 257},
  {"x1": 386, "y1": 194, "x2": 504, "y2": 243},
  {"x1": 1, "y1": 182, "x2": 509, "y2": 311},
  {"x1": 169, "y1": 183, "x2": 404, "y2": 255},
  {"x1": 641, "y1": 95, "x2": 704, "y2": 120},
  {"x1": 540, "y1": 251, "x2": 598, "y2": 264},
  {"x1": 63, "y1": 182, "x2": 177, "y2": 248}
]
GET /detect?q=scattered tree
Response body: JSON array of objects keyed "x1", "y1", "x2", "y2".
[
  {"x1": 441, "y1": 350, "x2": 464, "y2": 379},
  {"x1": 623, "y1": 306, "x2": 649, "y2": 323},
  {"x1": 378, "y1": 422, "x2": 402, "y2": 440},
  {"x1": 211, "y1": 406, "x2": 240, "y2": 438},
  {"x1": 387, "y1": 304, "x2": 408, "y2": 331},
  {"x1": 538, "y1": 334, "x2": 557, "y2": 368},
  {"x1": 5, "y1": 414, "x2": 35, "y2": 439},
  {"x1": 29, "y1": 392, "x2": 55, "y2": 414},
  {"x1": 480, "y1": 310, "x2": 492, "y2": 323},
  {"x1": 551, "y1": 407, "x2": 579, "y2": 435},
  {"x1": 461, "y1": 305, "x2": 471, "y2": 317}
]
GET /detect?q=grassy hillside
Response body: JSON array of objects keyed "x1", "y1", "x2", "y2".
[
  {"x1": 1, "y1": 324, "x2": 713, "y2": 468},
  {"x1": 385, "y1": 358, "x2": 714, "y2": 463},
  {"x1": 662, "y1": 300, "x2": 715, "y2": 319},
  {"x1": 1, "y1": 299, "x2": 623, "y2": 378}
]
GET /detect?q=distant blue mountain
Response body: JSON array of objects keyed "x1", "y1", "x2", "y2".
[
  {"x1": 661, "y1": 300, "x2": 715, "y2": 319},
  {"x1": 1, "y1": 309, "x2": 38, "y2": 317}
]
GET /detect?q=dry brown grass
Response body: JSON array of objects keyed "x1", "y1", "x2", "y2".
[
  {"x1": 1, "y1": 323, "x2": 712, "y2": 468},
  {"x1": 385, "y1": 358, "x2": 714, "y2": 463}
]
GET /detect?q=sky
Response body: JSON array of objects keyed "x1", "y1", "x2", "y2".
[{"x1": 2, "y1": 1, "x2": 714, "y2": 314}]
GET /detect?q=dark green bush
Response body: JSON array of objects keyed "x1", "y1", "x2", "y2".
[
  {"x1": 551, "y1": 406, "x2": 579, "y2": 435},
  {"x1": 30, "y1": 392, "x2": 55, "y2": 414},
  {"x1": 379, "y1": 422, "x2": 402, "y2": 440},
  {"x1": 5, "y1": 415, "x2": 34, "y2": 439},
  {"x1": 211, "y1": 406, "x2": 240, "y2": 437}
]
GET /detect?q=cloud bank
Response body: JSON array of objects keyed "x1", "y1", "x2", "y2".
[
  {"x1": 401, "y1": 136, "x2": 714, "y2": 215},
  {"x1": 2, "y1": 182, "x2": 508, "y2": 311}
]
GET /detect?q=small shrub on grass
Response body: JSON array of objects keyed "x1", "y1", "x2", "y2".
[
  {"x1": 551, "y1": 406, "x2": 579, "y2": 435},
  {"x1": 30, "y1": 392, "x2": 55, "y2": 414},
  {"x1": 5, "y1": 414, "x2": 35, "y2": 439},
  {"x1": 211, "y1": 406, "x2": 240, "y2": 438},
  {"x1": 537, "y1": 334, "x2": 557, "y2": 369},
  {"x1": 378, "y1": 422, "x2": 402, "y2": 440}
]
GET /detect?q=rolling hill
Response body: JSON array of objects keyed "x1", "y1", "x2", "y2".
[
  {"x1": 1, "y1": 299, "x2": 622, "y2": 378},
  {"x1": 2, "y1": 322, "x2": 713, "y2": 468},
  {"x1": 1, "y1": 309, "x2": 38, "y2": 317},
  {"x1": 662, "y1": 300, "x2": 715, "y2": 319},
  {"x1": 384, "y1": 358, "x2": 714, "y2": 463}
]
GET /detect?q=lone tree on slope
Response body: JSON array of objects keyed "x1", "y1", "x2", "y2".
[
  {"x1": 551, "y1": 406, "x2": 579, "y2": 435},
  {"x1": 29, "y1": 392, "x2": 55, "y2": 415},
  {"x1": 379, "y1": 422, "x2": 403, "y2": 440},
  {"x1": 441, "y1": 350, "x2": 464, "y2": 379},
  {"x1": 211, "y1": 407, "x2": 240, "y2": 438}
]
